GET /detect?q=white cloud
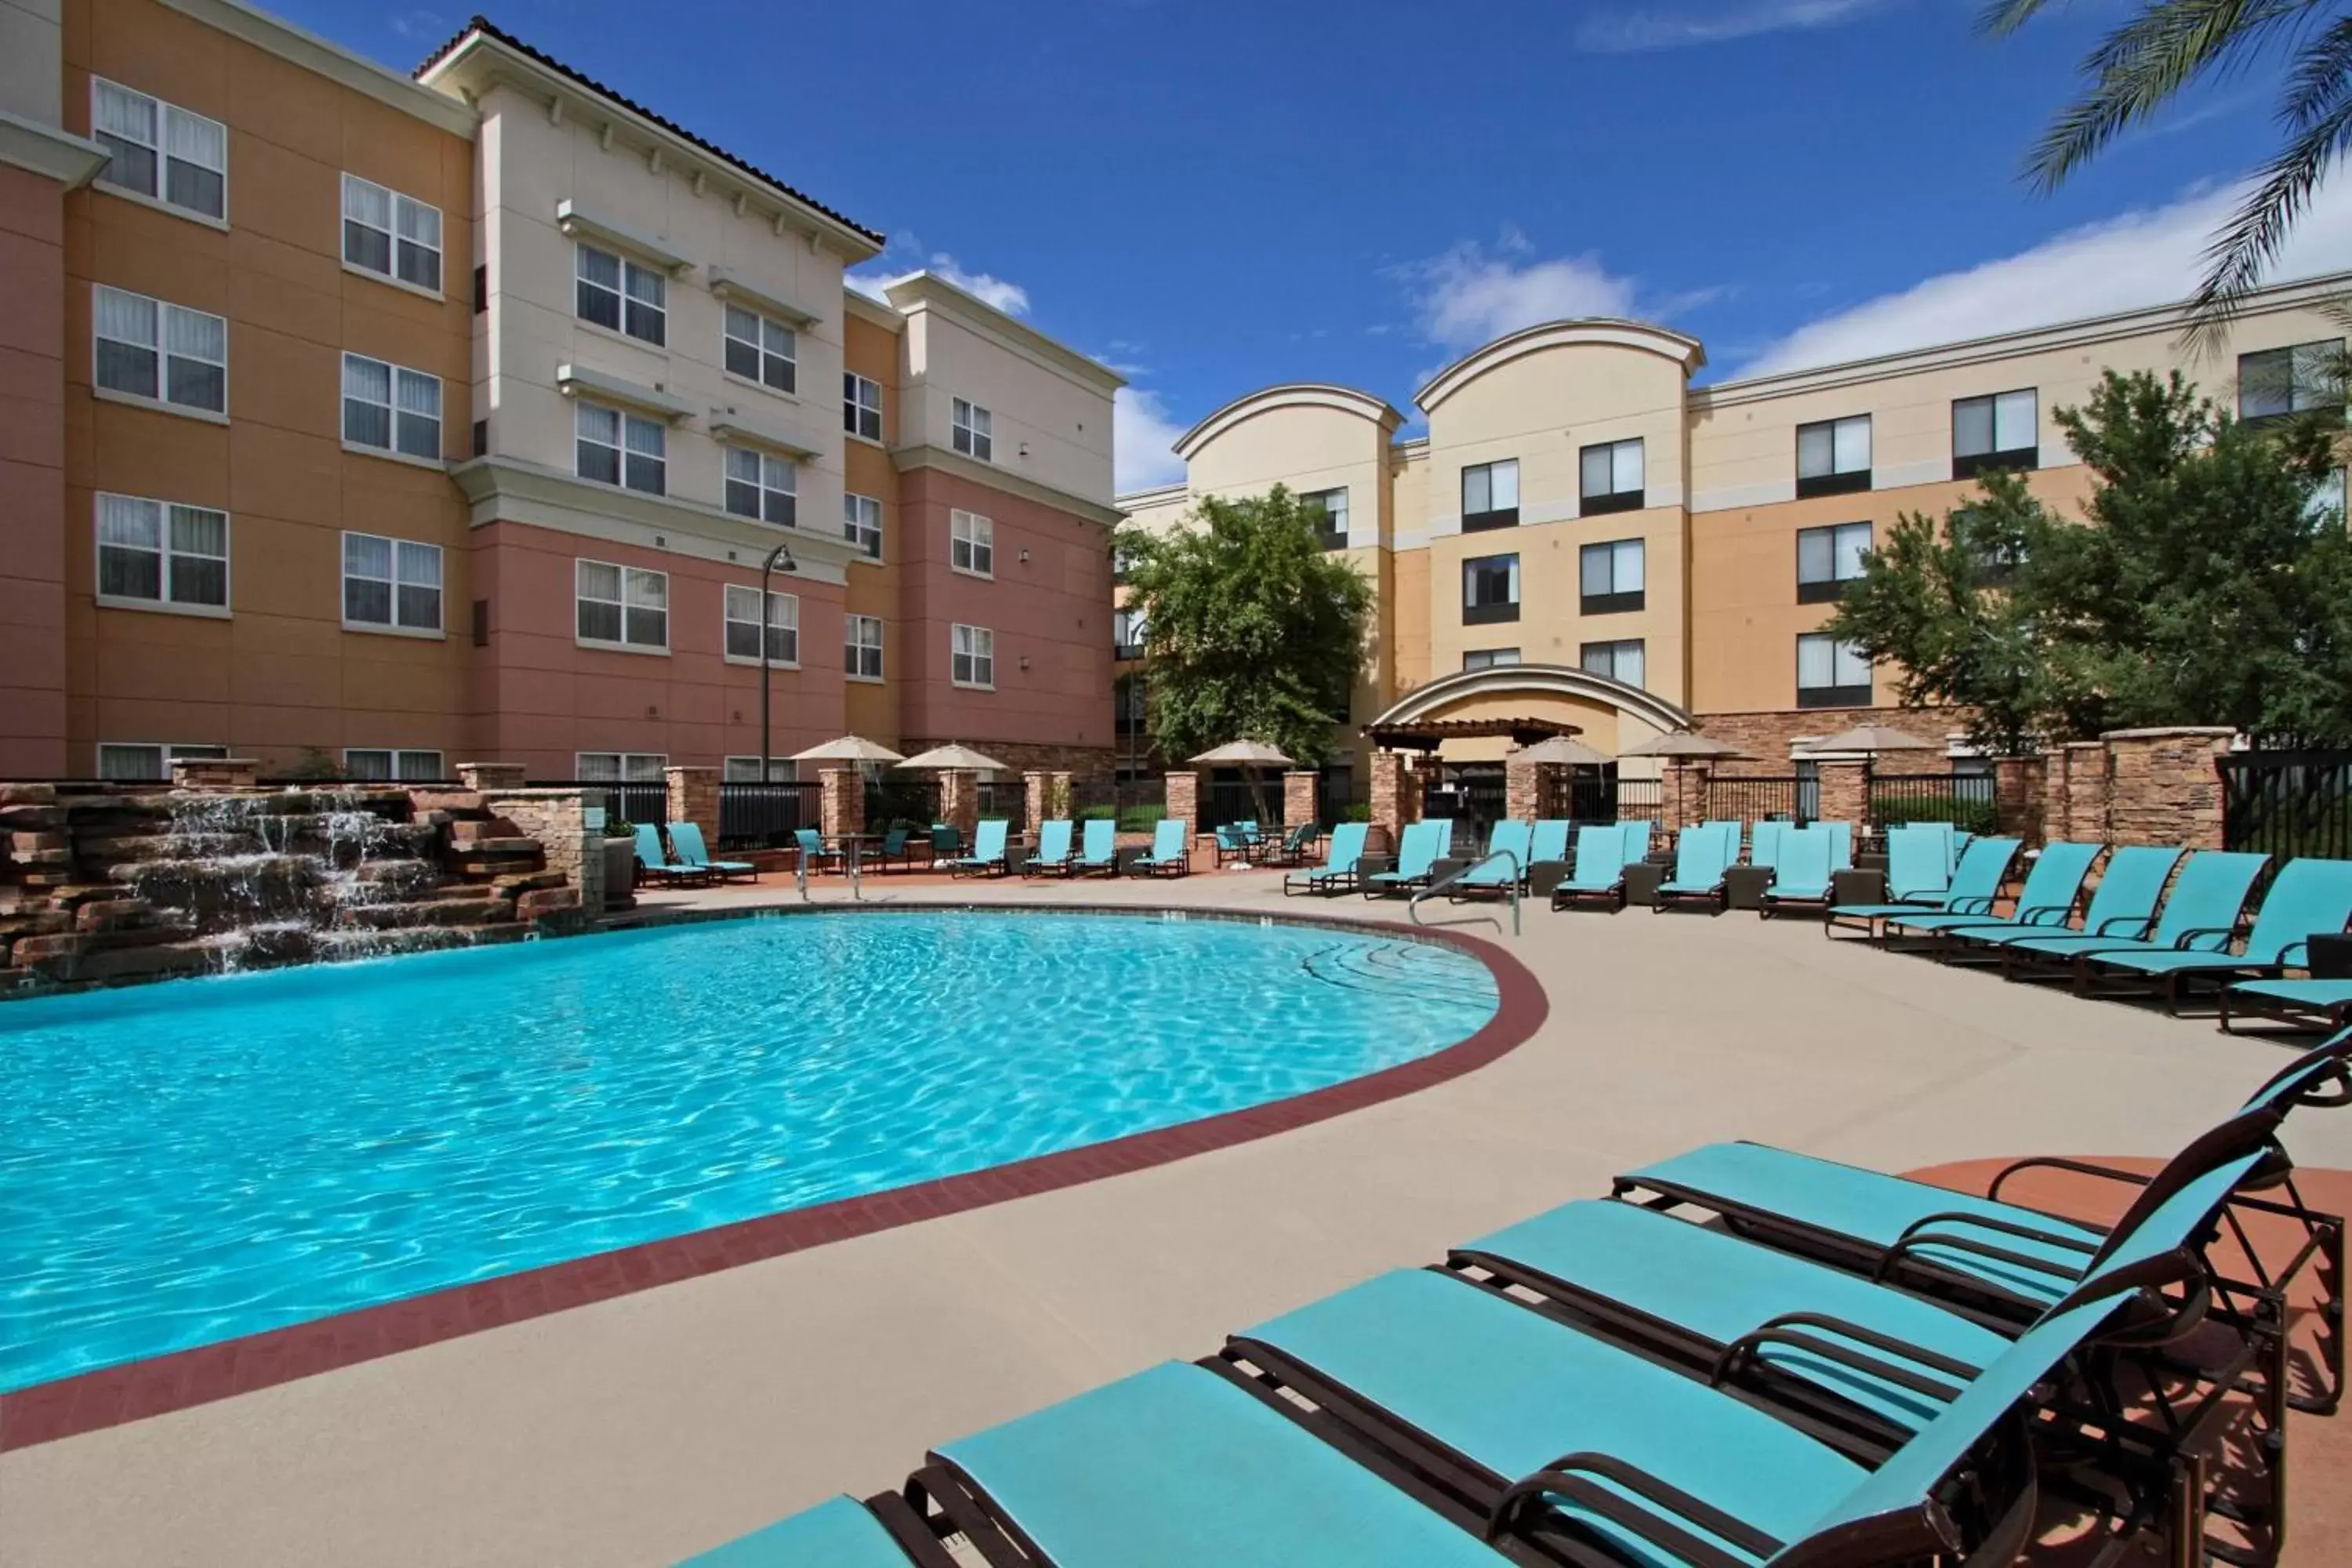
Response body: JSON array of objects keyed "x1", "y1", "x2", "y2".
[
  {"x1": 926, "y1": 253, "x2": 1030, "y2": 317},
  {"x1": 1396, "y1": 231, "x2": 1642, "y2": 352},
  {"x1": 844, "y1": 240, "x2": 1029, "y2": 316},
  {"x1": 388, "y1": 9, "x2": 448, "y2": 43},
  {"x1": 1740, "y1": 176, "x2": 2352, "y2": 378},
  {"x1": 1115, "y1": 386, "x2": 1188, "y2": 493},
  {"x1": 1577, "y1": 0, "x2": 1889, "y2": 53}
]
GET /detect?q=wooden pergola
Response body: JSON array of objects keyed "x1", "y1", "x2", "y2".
[{"x1": 1362, "y1": 716, "x2": 1584, "y2": 753}]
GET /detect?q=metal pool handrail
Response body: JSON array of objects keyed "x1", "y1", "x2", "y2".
[{"x1": 1410, "y1": 848, "x2": 1520, "y2": 938}]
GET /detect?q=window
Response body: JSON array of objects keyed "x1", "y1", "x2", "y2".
[
  {"x1": 723, "y1": 304, "x2": 797, "y2": 394},
  {"x1": 575, "y1": 752, "x2": 667, "y2": 782},
  {"x1": 1115, "y1": 673, "x2": 1149, "y2": 735},
  {"x1": 844, "y1": 372, "x2": 883, "y2": 440},
  {"x1": 723, "y1": 448, "x2": 797, "y2": 525},
  {"x1": 845, "y1": 614, "x2": 884, "y2": 680},
  {"x1": 1303, "y1": 486, "x2": 1350, "y2": 548},
  {"x1": 574, "y1": 243, "x2": 665, "y2": 345},
  {"x1": 91, "y1": 78, "x2": 225, "y2": 222},
  {"x1": 343, "y1": 749, "x2": 445, "y2": 782},
  {"x1": 96, "y1": 494, "x2": 228, "y2": 612},
  {"x1": 2238, "y1": 340, "x2": 2344, "y2": 420},
  {"x1": 952, "y1": 397, "x2": 993, "y2": 461},
  {"x1": 1579, "y1": 538, "x2": 1646, "y2": 615},
  {"x1": 844, "y1": 492, "x2": 883, "y2": 558},
  {"x1": 1796, "y1": 521, "x2": 1871, "y2": 604},
  {"x1": 1461, "y1": 460, "x2": 1519, "y2": 531},
  {"x1": 575, "y1": 559, "x2": 668, "y2": 650},
  {"x1": 1462, "y1": 553, "x2": 1519, "y2": 625},
  {"x1": 724, "y1": 757, "x2": 797, "y2": 782},
  {"x1": 724, "y1": 583, "x2": 799, "y2": 666},
  {"x1": 343, "y1": 532, "x2": 443, "y2": 633},
  {"x1": 952, "y1": 623, "x2": 996, "y2": 688},
  {"x1": 1581, "y1": 639, "x2": 1646, "y2": 689},
  {"x1": 1795, "y1": 415, "x2": 1871, "y2": 498},
  {"x1": 93, "y1": 285, "x2": 226, "y2": 415},
  {"x1": 1113, "y1": 607, "x2": 1147, "y2": 659},
  {"x1": 96, "y1": 742, "x2": 227, "y2": 782},
  {"x1": 1580, "y1": 439, "x2": 1645, "y2": 514},
  {"x1": 951, "y1": 509, "x2": 996, "y2": 576},
  {"x1": 341, "y1": 174, "x2": 441, "y2": 292},
  {"x1": 575, "y1": 401, "x2": 666, "y2": 494},
  {"x1": 341, "y1": 354, "x2": 440, "y2": 460},
  {"x1": 1797, "y1": 633, "x2": 1872, "y2": 709},
  {"x1": 1951, "y1": 390, "x2": 2038, "y2": 477},
  {"x1": 1463, "y1": 648, "x2": 1520, "y2": 671}
]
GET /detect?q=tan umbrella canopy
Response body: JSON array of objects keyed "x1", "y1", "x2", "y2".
[
  {"x1": 895, "y1": 742, "x2": 1011, "y2": 772},
  {"x1": 1618, "y1": 731, "x2": 1748, "y2": 760},
  {"x1": 1806, "y1": 724, "x2": 1942, "y2": 756},
  {"x1": 1509, "y1": 735, "x2": 1613, "y2": 768},
  {"x1": 1189, "y1": 739, "x2": 1296, "y2": 767},
  {"x1": 790, "y1": 734, "x2": 905, "y2": 764}
]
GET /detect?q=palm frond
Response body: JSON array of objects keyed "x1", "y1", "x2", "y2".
[
  {"x1": 2188, "y1": 85, "x2": 2352, "y2": 337},
  {"x1": 2283, "y1": 12, "x2": 2352, "y2": 125},
  {"x1": 1978, "y1": 0, "x2": 2063, "y2": 38}
]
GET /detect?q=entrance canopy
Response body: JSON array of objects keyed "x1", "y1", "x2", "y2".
[
  {"x1": 1361, "y1": 662, "x2": 1694, "y2": 764},
  {"x1": 1364, "y1": 716, "x2": 1581, "y2": 753}
]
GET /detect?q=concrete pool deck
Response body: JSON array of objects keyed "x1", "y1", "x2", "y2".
[{"x1": 2, "y1": 867, "x2": 2348, "y2": 1565}]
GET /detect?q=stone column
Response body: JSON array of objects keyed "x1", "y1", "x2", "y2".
[
  {"x1": 1024, "y1": 770, "x2": 1050, "y2": 836},
  {"x1": 1816, "y1": 758, "x2": 1869, "y2": 828},
  {"x1": 1367, "y1": 751, "x2": 1416, "y2": 840},
  {"x1": 1163, "y1": 769, "x2": 1203, "y2": 827},
  {"x1": 819, "y1": 768, "x2": 864, "y2": 840},
  {"x1": 1048, "y1": 771, "x2": 1073, "y2": 824},
  {"x1": 1992, "y1": 755, "x2": 2046, "y2": 844},
  {"x1": 171, "y1": 757, "x2": 258, "y2": 791},
  {"x1": 1504, "y1": 755, "x2": 1537, "y2": 821},
  {"x1": 939, "y1": 769, "x2": 979, "y2": 841},
  {"x1": 664, "y1": 765, "x2": 720, "y2": 847},
  {"x1": 1282, "y1": 769, "x2": 1318, "y2": 828},
  {"x1": 482, "y1": 787, "x2": 601, "y2": 915},
  {"x1": 2044, "y1": 741, "x2": 2105, "y2": 841},
  {"x1": 1662, "y1": 760, "x2": 1711, "y2": 833},
  {"x1": 455, "y1": 761, "x2": 528, "y2": 793},
  {"x1": 2101, "y1": 727, "x2": 2235, "y2": 849}
]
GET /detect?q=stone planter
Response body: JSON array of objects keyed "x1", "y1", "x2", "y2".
[{"x1": 601, "y1": 837, "x2": 637, "y2": 911}]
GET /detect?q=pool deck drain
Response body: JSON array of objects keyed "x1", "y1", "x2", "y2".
[{"x1": 3, "y1": 869, "x2": 2350, "y2": 1566}]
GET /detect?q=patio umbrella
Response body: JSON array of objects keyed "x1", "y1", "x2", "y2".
[
  {"x1": 1618, "y1": 731, "x2": 1748, "y2": 760},
  {"x1": 895, "y1": 743, "x2": 1011, "y2": 772},
  {"x1": 790, "y1": 735, "x2": 905, "y2": 764},
  {"x1": 1806, "y1": 724, "x2": 1942, "y2": 756},
  {"x1": 1188, "y1": 739, "x2": 1296, "y2": 767},
  {"x1": 1508, "y1": 735, "x2": 1612, "y2": 768}
]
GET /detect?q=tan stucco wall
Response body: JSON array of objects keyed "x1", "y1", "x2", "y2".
[
  {"x1": 893, "y1": 284, "x2": 1114, "y2": 509},
  {"x1": 1181, "y1": 397, "x2": 1392, "y2": 549},
  {"x1": 840, "y1": 312, "x2": 901, "y2": 747}
]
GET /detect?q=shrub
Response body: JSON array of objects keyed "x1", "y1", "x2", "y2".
[
  {"x1": 1116, "y1": 806, "x2": 1167, "y2": 835},
  {"x1": 1873, "y1": 797, "x2": 2000, "y2": 837}
]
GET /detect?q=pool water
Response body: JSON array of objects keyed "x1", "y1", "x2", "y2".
[{"x1": 0, "y1": 911, "x2": 1496, "y2": 1392}]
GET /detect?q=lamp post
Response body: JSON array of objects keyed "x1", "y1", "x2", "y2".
[{"x1": 758, "y1": 539, "x2": 797, "y2": 784}]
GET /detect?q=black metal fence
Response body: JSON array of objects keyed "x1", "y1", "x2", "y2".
[
  {"x1": 1707, "y1": 775, "x2": 1809, "y2": 824},
  {"x1": 717, "y1": 780, "x2": 819, "y2": 848},
  {"x1": 2220, "y1": 747, "x2": 2352, "y2": 860},
  {"x1": 535, "y1": 779, "x2": 667, "y2": 828},
  {"x1": 975, "y1": 780, "x2": 1025, "y2": 821},
  {"x1": 866, "y1": 779, "x2": 942, "y2": 828},
  {"x1": 1868, "y1": 771, "x2": 1998, "y2": 833},
  {"x1": 1423, "y1": 766, "x2": 1507, "y2": 840},
  {"x1": 1612, "y1": 777, "x2": 1664, "y2": 823}
]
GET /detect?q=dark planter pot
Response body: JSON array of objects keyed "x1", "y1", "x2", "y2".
[{"x1": 602, "y1": 837, "x2": 637, "y2": 910}]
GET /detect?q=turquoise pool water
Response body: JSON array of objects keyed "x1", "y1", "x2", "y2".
[{"x1": 0, "y1": 911, "x2": 1496, "y2": 1392}]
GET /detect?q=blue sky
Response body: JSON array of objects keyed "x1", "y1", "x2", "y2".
[{"x1": 297, "y1": 1, "x2": 2347, "y2": 490}]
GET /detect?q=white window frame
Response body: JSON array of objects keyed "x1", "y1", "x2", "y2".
[
  {"x1": 1462, "y1": 648, "x2": 1521, "y2": 671},
  {"x1": 574, "y1": 242, "x2": 666, "y2": 346},
  {"x1": 722, "y1": 304, "x2": 798, "y2": 394},
  {"x1": 341, "y1": 532, "x2": 445, "y2": 637},
  {"x1": 575, "y1": 752, "x2": 669, "y2": 782},
  {"x1": 1580, "y1": 638, "x2": 1646, "y2": 689},
  {"x1": 845, "y1": 613, "x2": 884, "y2": 681},
  {"x1": 90, "y1": 78, "x2": 227, "y2": 225},
  {"x1": 94, "y1": 492, "x2": 230, "y2": 617},
  {"x1": 950, "y1": 509, "x2": 996, "y2": 578},
  {"x1": 723, "y1": 583, "x2": 800, "y2": 668},
  {"x1": 93, "y1": 285, "x2": 227, "y2": 419},
  {"x1": 952, "y1": 397, "x2": 994, "y2": 462},
  {"x1": 843, "y1": 492, "x2": 884, "y2": 559},
  {"x1": 724, "y1": 756, "x2": 799, "y2": 782},
  {"x1": 951, "y1": 622, "x2": 996, "y2": 689},
  {"x1": 723, "y1": 447, "x2": 798, "y2": 525},
  {"x1": 340, "y1": 173, "x2": 443, "y2": 296},
  {"x1": 342, "y1": 749, "x2": 447, "y2": 782},
  {"x1": 844, "y1": 372, "x2": 884, "y2": 441},
  {"x1": 341, "y1": 352, "x2": 441, "y2": 463},
  {"x1": 575, "y1": 401, "x2": 666, "y2": 495},
  {"x1": 575, "y1": 558, "x2": 670, "y2": 653},
  {"x1": 96, "y1": 742, "x2": 228, "y2": 781}
]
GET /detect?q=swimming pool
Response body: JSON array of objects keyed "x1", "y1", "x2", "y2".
[{"x1": 0, "y1": 910, "x2": 1497, "y2": 1393}]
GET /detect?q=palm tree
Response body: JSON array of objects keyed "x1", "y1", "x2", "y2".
[{"x1": 1984, "y1": 1, "x2": 2352, "y2": 332}]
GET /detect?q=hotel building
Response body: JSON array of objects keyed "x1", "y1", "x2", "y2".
[
  {"x1": 1119, "y1": 276, "x2": 2350, "y2": 801},
  {"x1": 0, "y1": 0, "x2": 1120, "y2": 784}
]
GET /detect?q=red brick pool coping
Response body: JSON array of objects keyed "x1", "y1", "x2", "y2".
[{"x1": 0, "y1": 903, "x2": 1546, "y2": 1452}]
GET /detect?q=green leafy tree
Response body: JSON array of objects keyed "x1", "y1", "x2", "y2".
[
  {"x1": 1112, "y1": 485, "x2": 1374, "y2": 770},
  {"x1": 1828, "y1": 368, "x2": 2352, "y2": 747}
]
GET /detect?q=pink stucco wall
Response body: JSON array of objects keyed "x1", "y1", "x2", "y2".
[{"x1": 0, "y1": 164, "x2": 71, "y2": 776}]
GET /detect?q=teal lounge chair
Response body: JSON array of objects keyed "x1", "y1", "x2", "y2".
[
  {"x1": 868, "y1": 824, "x2": 915, "y2": 872},
  {"x1": 668, "y1": 821, "x2": 756, "y2": 883},
  {"x1": 1818, "y1": 818, "x2": 1854, "y2": 871},
  {"x1": 946, "y1": 818, "x2": 1010, "y2": 877},
  {"x1": 1451, "y1": 818, "x2": 1534, "y2": 896},
  {"x1": 1130, "y1": 817, "x2": 1190, "y2": 876},
  {"x1": 927, "y1": 823, "x2": 960, "y2": 865},
  {"x1": 1022, "y1": 818, "x2": 1075, "y2": 877},
  {"x1": 1072, "y1": 817, "x2": 1119, "y2": 877},
  {"x1": 1549, "y1": 823, "x2": 1640, "y2": 912},
  {"x1": 1884, "y1": 840, "x2": 2103, "y2": 949},
  {"x1": 1526, "y1": 818, "x2": 1571, "y2": 872},
  {"x1": 1881, "y1": 823, "x2": 1953, "y2": 904},
  {"x1": 2079, "y1": 855, "x2": 2352, "y2": 1012},
  {"x1": 1211, "y1": 822, "x2": 1256, "y2": 866},
  {"x1": 1748, "y1": 818, "x2": 1787, "y2": 871},
  {"x1": 1944, "y1": 844, "x2": 2183, "y2": 965},
  {"x1": 1363, "y1": 819, "x2": 1445, "y2": 897},
  {"x1": 1825, "y1": 835, "x2": 2020, "y2": 942},
  {"x1": 633, "y1": 822, "x2": 714, "y2": 887},
  {"x1": 1757, "y1": 825, "x2": 1836, "y2": 916},
  {"x1": 677, "y1": 1492, "x2": 952, "y2": 1566},
  {"x1": 2224, "y1": 978, "x2": 2352, "y2": 1033},
  {"x1": 1258, "y1": 822, "x2": 1317, "y2": 868},
  {"x1": 1283, "y1": 821, "x2": 1367, "y2": 896},
  {"x1": 1994, "y1": 848, "x2": 2269, "y2": 985},
  {"x1": 792, "y1": 826, "x2": 844, "y2": 877},
  {"x1": 1653, "y1": 822, "x2": 1737, "y2": 914}
]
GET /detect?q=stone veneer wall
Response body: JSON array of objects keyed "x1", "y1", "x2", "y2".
[
  {"x1": 1692, "y1": 706, "x2": 1968, "y2": 776},
  {"x1": 907, "y1": 740, "x2": 1115, "y2": 782}
]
